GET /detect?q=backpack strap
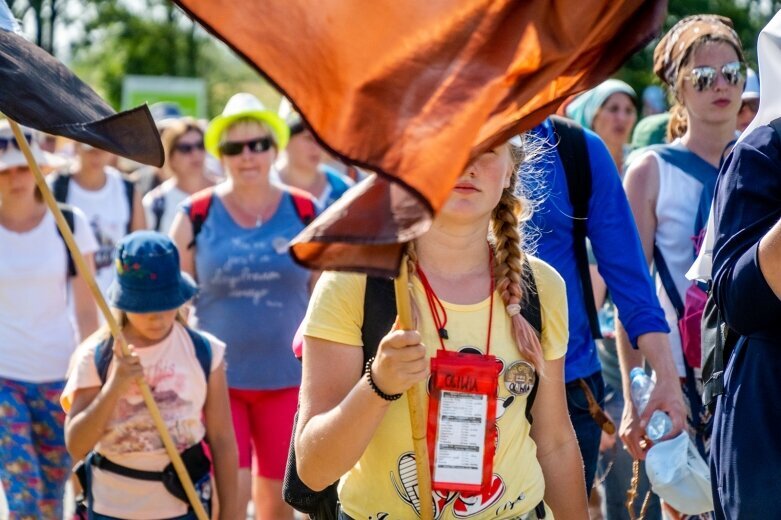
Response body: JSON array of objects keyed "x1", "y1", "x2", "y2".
[
  {"x1": 95, "y1": 336, "x2": 115, "y2": 386},
  {"x1": 151, "y1": 193, "x2": 166, "y2": 233},
  {"x1": 187, "y1": 188, "x2": 215, "y2": 249},
  {"x1": 185, "y1": 327, "x2": 213, "y2": 382},
  {"x1": 653, "y1": 245, "x2": 685, "y2": 319},
  {"x1": 95, "y1": 328, "x2": 212, "y2": 385},
  {"x1": 549, "y1": 115, "x2": 602, "y2": 340},
  {"x1": 56, "y1": 204, "x2": 77, "y2": 277},
  {"x1": 51, "y1": 171, "x2": 71, "y2": 203},
  {"x1": 122, "y1": 177, "x2": 135, "y2": 234},
  {"x1": 288, "y1": 189, "x2": 317, "y2": 226}
]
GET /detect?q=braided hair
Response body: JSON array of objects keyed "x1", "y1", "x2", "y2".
[{"x1": 490, "y1": 142, "x2": 544, "y2": 373}]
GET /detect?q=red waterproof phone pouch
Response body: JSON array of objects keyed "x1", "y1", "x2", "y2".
[{"x1": 427, "y1": 350, "x2": 500, "y2": 494}]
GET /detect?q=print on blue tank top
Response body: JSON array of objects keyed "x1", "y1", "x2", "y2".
[{"x1": 189, "y1": 193, "x2": 310, "y2": 390}]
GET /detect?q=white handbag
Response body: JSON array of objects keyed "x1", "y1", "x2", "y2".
[{"x1": 645, "y1": 432, "x2": 714, "y2": 514}]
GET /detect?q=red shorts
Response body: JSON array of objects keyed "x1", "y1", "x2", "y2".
[{"x1": 229, "y1": 386, "x2": 299, "y2": 479}]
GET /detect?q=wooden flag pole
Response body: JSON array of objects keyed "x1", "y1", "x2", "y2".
[
  {"x1": 394, "y1": 259, "x2": 433, "y2": 520},
  {"x1": 6, "y1": 118, "x2": 209, "y2": 520}
]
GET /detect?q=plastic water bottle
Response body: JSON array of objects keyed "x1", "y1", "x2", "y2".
[{"x1": 629, "y1": 367, "x2": 673, "y2": 441}]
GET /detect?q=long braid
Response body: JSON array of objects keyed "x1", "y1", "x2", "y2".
[{"x1": 491, "y1": 167, "x2": 545, "y2": 373}]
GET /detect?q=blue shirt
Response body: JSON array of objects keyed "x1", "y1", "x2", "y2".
[
  {"x1": 528, "y1": 119, "x2": 669, "y2": 382},
  {"x1": 185, "y1": 192, "x2": 312, "y2": 390}
]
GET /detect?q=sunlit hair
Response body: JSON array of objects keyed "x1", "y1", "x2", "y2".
[
  {"x1": 667, "y1": 35, "x2": 745, "y2": 141},
  {"x1": 161, "y1": 117, "x2": 204, "y2": 178},
  {"x1": 406, "y1": 137, "x2": 545, "y2": 373}
]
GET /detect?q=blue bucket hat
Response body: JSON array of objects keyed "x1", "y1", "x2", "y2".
[{"x1": 107, "y1": 231, "x2": 198, "y2": 313}]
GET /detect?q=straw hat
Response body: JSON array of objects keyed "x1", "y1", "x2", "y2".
[{"x1": 205, "y1": 93, "x2": 290, "y2": 158}]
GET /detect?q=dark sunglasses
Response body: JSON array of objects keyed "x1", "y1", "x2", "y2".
[
  {"x1": 218, "y1": 136, "x2": 274, "y2": 156},
  {"x1": 685, "y1": 61, "x2": 745, "y2": 92},
  {"x1": 0, "y1": 133, "x2": 33, "y2": 153},
  {"x1": 174, "y1": 141, "x2": 205, "y2": 154}
]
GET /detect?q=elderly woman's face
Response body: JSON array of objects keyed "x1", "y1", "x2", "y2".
[
  {"x1": 679, "y1": 41, "x2": 743, "y2": 125},
  {"x1": 592, "y1": 93, "x2": 637, "y2": 148},
  {"x1": 220, "y1": 121, "x2": 277, "y2": 185}
]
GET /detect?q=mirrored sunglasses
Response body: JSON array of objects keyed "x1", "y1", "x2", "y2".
[
  {"x1": 219, "y1": 136, "x2": 274, "y2": 156},
  {"x1": 0, "y1": 133, "x2": 33, "y2": 153},
  {"x1": 174, "y1": 141, "x2": 205, "y2": 154},
  {"x1": 686, "y1": 61, "x2": 745, "y2": 92}
]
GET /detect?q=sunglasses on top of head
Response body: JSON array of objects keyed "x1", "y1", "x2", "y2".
[
  {"x1": 219, "y1": 136, "x2": 274, "y2": 156},
  {"x1": 685, "y1": 61, "x2": 745, "y2": 92},
  {"x1": 0, "y1": 133, "x2": 33, "y2": 153},
  {"x1": 173, "y1": 141, "x2": 205, "y2": 154}
]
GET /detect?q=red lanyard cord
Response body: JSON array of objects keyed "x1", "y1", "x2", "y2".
[{"x1": 416, "y1": 244, "x2": 495, "y2": 354}]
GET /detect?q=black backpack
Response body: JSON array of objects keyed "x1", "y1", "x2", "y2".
[
  {"x1": 54, "y1": 203, "x2": 77, "y2": 277},
  {"x1": 50, "y1": 171, "x2": 136, "y2": 234},
  {"x1": 549, "y1": 115, "x2": 602, "y2": 340},
  {"x1": 282, "y1": 266, "x2": 542, "y2": 518}
]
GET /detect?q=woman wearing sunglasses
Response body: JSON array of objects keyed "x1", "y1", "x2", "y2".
[
  {"x1": 170, "y1": 93, "x2": 315, "y2": 519},
  {"x1": 619, "y1": 15, "x2": 744, "y2": 519},
  {"x1": 142, "y1": 118, "x2": 214, "y2": 233}
]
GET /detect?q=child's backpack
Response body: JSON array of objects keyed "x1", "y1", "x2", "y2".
[
  {"x1": 186, "y1": 186, "x2": 316, "y2": 249},
  {"x1": 73, "y1": 327, "x2": 213, "y2": 518},
  {"x1": 282, "y1": 264, "x2": 542, "y2": 519}
]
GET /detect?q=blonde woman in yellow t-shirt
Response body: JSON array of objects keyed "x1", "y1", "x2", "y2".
[{"x1": 296, "y1": 140, "x2": 589, "y2": 519}]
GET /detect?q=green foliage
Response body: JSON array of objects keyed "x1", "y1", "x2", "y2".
[
  {"x1": 69, "y1": 0, "x2": 279, "y2": 116},
  {"x1": 616, "y1": 0, "x2": 773, "y2": 103}
]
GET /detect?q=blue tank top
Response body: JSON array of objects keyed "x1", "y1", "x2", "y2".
[{"x1": 187, "y1": 192, "x2": 310, "y2": 390}]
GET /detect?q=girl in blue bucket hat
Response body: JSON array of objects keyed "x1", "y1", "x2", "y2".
[{"x1": 61, "y1": 231, "x2": 240, "y2": 520}]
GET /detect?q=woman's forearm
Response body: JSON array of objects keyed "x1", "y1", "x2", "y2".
[
  {"x1": 297, "y1": 376, "x2": 392, "y2": 490},
  {"x1": 758, "y1": 217, "x2": 781, "y2": 299},
  {"x1": 538, "y1": 435, "x2": 589, "y2": 519}
]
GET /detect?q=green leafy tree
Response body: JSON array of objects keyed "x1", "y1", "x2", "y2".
[
  {"x1": 8, "y1": 0, "x2": 64, "y2": 54},
  {"x1": 617, "y1": 0, "x2": 773, "y2": 106},
  {"x1": 69, "y1": 0, "x2": 280, "y2": 116}
]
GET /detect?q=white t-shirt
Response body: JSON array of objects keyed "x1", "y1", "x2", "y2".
[
  {"x1": 61, "y1": 323, "x2": 226, "y2": 520},
  {"x1": 0, "y1": 209, "x2": 98, "y2": 382},
  {"x1": 142, "y1": 180, "x2": 189, "y2": 235},
  {"x1": 60, "y1": 167, "x2": 132, "y2": 296}
]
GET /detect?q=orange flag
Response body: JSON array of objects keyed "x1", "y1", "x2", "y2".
[{"x1": 176, "y1": 0, "x2": 666, "y2": 276}]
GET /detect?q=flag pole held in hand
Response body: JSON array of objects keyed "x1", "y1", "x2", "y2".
[
  {"x1": 394, "y1": 257, "x2": 433, "y2": 520},
  {"x1": 5, "y1": 118, "x2": 209, "y2": 520}
]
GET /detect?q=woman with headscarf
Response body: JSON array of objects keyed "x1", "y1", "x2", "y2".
[
  {"x1": 619, "y1": 15, "x2": 745, "y2": 519},
  {"x1": 170, "y1": 93, "x2": 316, "y2": 519},
  {"x1": 710, "y1": 11, "x2": 781, "y2": 517},
  {"x1": 566, "y1": 79, "x2": 638, "y2": 173}
]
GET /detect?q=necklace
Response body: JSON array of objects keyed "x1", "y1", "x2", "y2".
[{"x1": 416, "y1": 243, "x2": 495, "y2": 353}]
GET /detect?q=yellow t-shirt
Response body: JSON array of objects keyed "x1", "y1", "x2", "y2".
[{"x1": 303, "y1": 256, "x2": 568, "y2": 519}]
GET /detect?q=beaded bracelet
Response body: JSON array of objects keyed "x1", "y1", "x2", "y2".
[{"x1": 364, "y1": 357, "x2": 402, "y2": 401}]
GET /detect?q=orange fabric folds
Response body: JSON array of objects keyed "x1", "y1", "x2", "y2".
[{"x1": 175, "y1": 0, "x2": 666, "y2": 277}]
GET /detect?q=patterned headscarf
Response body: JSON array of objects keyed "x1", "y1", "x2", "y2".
[{"x1": 653, "y1": 15, "x2": 743, "y2": 87}]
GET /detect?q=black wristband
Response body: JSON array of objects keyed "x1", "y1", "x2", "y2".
[{"x1": 365, "y1": 357, "x2": 402, "y2": 401}]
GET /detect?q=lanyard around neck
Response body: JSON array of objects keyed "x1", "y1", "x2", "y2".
[{"x1": 416, "y1": 244, "x2": 495, "y2": 354}]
